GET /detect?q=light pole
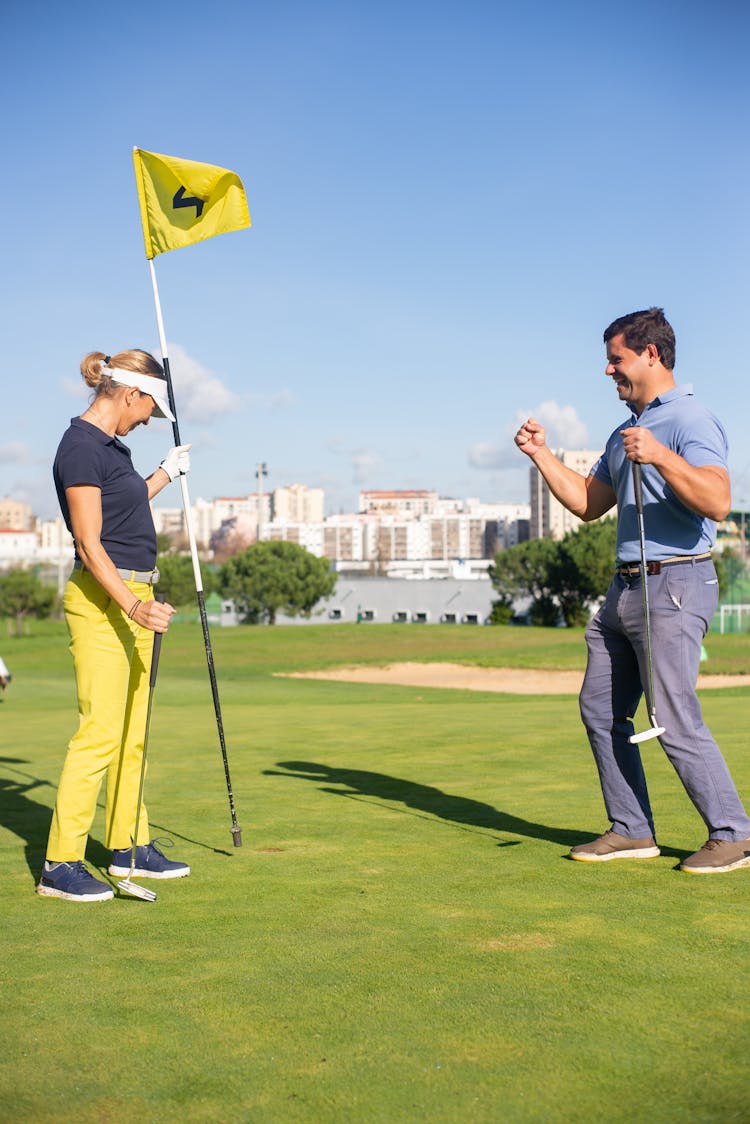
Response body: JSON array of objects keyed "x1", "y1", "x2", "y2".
[{"x1": 256, "y1": 462, "x2": 268, "y2": 541}]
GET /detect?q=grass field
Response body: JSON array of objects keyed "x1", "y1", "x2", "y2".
[{"x1": 2, "y1": 621, "x2": 750, "y2": 1122}]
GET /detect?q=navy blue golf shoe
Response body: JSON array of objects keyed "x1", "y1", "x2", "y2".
[
  {"x1": 37, "y1": 861, "x2": 114, "y2": 902},
  {"x1": 108, "y1": 840, "x2": 190, "y2": 879}
]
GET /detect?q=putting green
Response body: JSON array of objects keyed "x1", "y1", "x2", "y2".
[{"x1": 2, "y1": 621, "x2": 749, "y2": 1121}]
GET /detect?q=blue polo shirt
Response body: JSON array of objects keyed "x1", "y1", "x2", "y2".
[
  {"x1": 53, "y1": 417, "x2": 157, "y2": 569},
  {"x1": 591, "y1": 385, "x2": 728, "y2": 564}
]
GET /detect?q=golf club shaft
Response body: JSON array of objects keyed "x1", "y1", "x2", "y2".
[
  {"x1": 128, "y1": 596, "x2": 165, "y2": 875},
  {"x1": 632, "y1": 461, "x2": 659, "y2": 729}
]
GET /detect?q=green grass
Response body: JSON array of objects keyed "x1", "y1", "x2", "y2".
[{"x1": 2, "y1": 623, "x2": 750, "y2": 1122}]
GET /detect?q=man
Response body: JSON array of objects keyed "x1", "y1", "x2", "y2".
[{"x1": 515, "y1": 307, "x2": 750, "y2": 873}]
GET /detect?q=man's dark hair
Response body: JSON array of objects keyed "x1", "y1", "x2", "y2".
[{"x1": 603, "y1": 307, "x2": 676, "y2": 370}]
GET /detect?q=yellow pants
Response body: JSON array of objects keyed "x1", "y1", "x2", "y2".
[{"x1": 46, "y1": 570, "x2": 156, "y2": 861}]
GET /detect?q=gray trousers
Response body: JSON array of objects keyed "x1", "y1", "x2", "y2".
[{"x1": 579, "y1": 560, "x2": 750, "y2": 842}]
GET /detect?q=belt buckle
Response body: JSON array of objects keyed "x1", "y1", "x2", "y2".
[{"x1": 150, "y1": 568, "x2": 160, "y2": 585}]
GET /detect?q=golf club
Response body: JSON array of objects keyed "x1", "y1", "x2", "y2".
[
  {"x1": 117, "y1": 596, "x2": 166, "y2": 902},
  {"x1": 629, "y1": 460, "x2": 666, "y2": 744}
]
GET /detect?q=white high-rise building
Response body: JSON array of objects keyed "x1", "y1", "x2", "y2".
[
  {"x1": 0, "y1": 497, "x2": 33, "y2": 531},
  {"x1": 37, "y1": 517, "x2": 75, "y2": 560},
  {"x1": 530, "y1": 449, "x2": 605, "y2": 540},
  {"x1": 272, "y1": 483, "x2": 325, "y2": 524}
]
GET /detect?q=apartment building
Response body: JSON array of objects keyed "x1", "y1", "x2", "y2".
[
  {"x1": 151, "y1": 493, "x2": 271, "y2": 549},
  {"x1": 37, "y1": 517, "x2": 75, "y2": 560},
  {"x1": 259, "y1": 506, "x2": 526, "y2": 576},
  {"x1": 273, "y1": 483, "x2": 324, "y2": 524},
  {"x1": 0, "y1": 528, "x2": 38, "y2": 565},
  {"x1": 0, "y1": 497, "x2": 33, "y2": 531},
  {"x1": 360, "y1": 490, "x2": 438, "y2": 517},
  {"x1": 529, "y1": 449, "x2": 603, "y2": 540}
]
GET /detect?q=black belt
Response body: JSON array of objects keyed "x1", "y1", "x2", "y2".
[{"x1": 616, "y1": 552, "x2": 712, "y2": 578}]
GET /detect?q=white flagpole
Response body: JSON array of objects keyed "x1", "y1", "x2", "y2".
[{"x1": 148, "y1": 258, "x2": 243, "y2": 847}]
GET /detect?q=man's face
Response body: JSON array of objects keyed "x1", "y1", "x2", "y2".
[{"x1": 605, "y1": 333, "x2": 654, "y2": 410}]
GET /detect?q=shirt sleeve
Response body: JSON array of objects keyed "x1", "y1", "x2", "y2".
[
  {"x1": 675, "y1": 412, "x2": 729, "y2": 470},
  {"x1": 590, "y1": 451, "x2": 612, "y2": 487},
  {"x1": 55, "y1": 433, "x2": 106, "y2": 490}
]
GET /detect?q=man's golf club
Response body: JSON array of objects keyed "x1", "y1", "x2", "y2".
[
  {"x1": 117, "y1": 596, "x2": 166, "y2": 902},
  {"x1": 629, "y1": 460, "x2": 666, "y2": 744}
]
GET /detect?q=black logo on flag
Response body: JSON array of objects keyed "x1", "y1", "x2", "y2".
[{"x1": 173, "y1": 186, "x2": 205, "y2": 218}]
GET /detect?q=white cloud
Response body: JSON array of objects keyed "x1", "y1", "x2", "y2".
[
  {"x1": 0, "y1": 442, "x2": 32, "y2": 466},
  {"x1": 350, "y1": 449, "x2": 381, "y2": 483},
  {"x1": 269, "y1": 388, "x2": 298, "y2": 411},
  {"x1": 327, "y1": 439, "x2": 381, "y2": 484},
  {"x1": 61, "y1": 377, "x2": 88, "y2": 400},
  {"x1": 468, "y1": 441, "x2": 516, "y2": 471},
  {"x1": 512, "y1": 401, "x2": 590, "y2": 449},
  {"x1": 469, "y1": 401, "x2": 590, "y2": 472},
  {"x1": 245, "y1": 387, "x2": 299, "y2": 411},
  {"x1": 167, "y1": 342, "x2": 240, "y2": 422}
]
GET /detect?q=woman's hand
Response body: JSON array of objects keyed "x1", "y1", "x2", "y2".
[
  {"x1": 131, "y1": 598, "x2": 176, "y2": 633},
  {"x1": 160, "y1": 444, "x2": 192, "y2": 481}
]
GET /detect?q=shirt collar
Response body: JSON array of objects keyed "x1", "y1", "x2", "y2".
[
  {"x1": 70, "y1": 416, "x2": 128, "y2": 450},
  {"x1": 629, "y1": 383, "x2": 694, "y2": 422},
  {"x1": 649, "y1": 383, "x2": 693, "y2": 407}
]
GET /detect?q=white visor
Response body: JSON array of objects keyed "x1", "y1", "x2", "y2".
[{"x1": 105, "y1": 365, "x2": 176, "y2": 422}]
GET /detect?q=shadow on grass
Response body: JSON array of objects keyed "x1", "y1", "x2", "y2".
[
  {"x1": 0, "y1": 757, "x2": 112, "y2": 882},
  {"x1": 0, "y1": 758, "x2": 233, "y2": 884},
  {"x1": 266, "y1": 760, "x2": 600, "y2": 850}
]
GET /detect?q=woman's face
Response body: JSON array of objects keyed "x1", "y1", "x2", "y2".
[{"x1": 116, "y1": 389, "x2": 157, "y2": 436}]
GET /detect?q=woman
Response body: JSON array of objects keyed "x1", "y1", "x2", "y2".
[{"x1": 38, "y1": 349, "x2": 192, "y2": 902}]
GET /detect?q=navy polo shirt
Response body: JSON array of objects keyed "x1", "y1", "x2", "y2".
[
  {"x1": 591, "y1": 385, "x2": 728, "y2": 563},
  {"x1": 53, "y1": 417, "x2": 157, "y2": 568}
]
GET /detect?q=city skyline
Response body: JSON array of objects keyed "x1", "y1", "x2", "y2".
[
  {"x1": 0, "y1": 480, "x2": 532, "y2": 576},
  {"x1": 3, "y1": 4, "x2": 749, "y2": 522}
]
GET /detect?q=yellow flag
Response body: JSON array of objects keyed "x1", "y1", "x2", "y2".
[{"x1": 133, "y1": 148, "x2": 251, "y2": 259}]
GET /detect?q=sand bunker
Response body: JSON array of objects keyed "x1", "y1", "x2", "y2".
[{"x1": 283, "y1": 662, "x2": 750, "y2": 695}]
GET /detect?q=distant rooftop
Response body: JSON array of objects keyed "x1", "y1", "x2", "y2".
[{"x1": 361, "y1": 490, "x2": 435, "y2": 499}]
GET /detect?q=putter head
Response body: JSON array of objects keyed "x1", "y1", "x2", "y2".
[
  {"x1": 629, "y1": 726, "x2": 666, "y2": 745},
  {"x1": 117, "y1": 878, "x2": 157, "y2": 902}
]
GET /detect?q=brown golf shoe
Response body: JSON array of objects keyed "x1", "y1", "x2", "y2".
[
  {"x1": 681, "y1": 837, "x2": 750, "y2": 874},
  {"x1": 569, "y1": 830, "x2": 660, "y2": 862}
]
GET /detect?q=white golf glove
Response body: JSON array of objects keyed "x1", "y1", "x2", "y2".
[{"x1": 160, "y1": 444, "x2": 192, "y2": 481}]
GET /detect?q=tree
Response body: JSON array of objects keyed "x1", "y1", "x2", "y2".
[
  {"x1": 488, "y1": 518, "x2": 617, "y2": 628},
  {"x1": 552, "y1": 518, "x2": 617, "y2": 627},
  {"x1": 156, "y1": 554, "x2": 220, "y2": 607},
  {"x1": 713, "y1": 547, "x2": 746, "y2": 601},
  {"x1": 0, "y1": 568, "x2": 57, "y2": 635},
  {"x1": 219, "y1": 540, "x2": 337, "y2": 624},
  {"x1": 486, "y1": 597, "x2": 514, "y2": 625},
  {"x1": 488, "y1": 538, "x2": 561, "y2": 626}
]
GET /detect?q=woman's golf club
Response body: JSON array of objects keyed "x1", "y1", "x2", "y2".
[
  {"x1": 629, "y1": 460, "x2": 666, "y2": 745},
  {"x1": 117, "y1": 596, "x2": 166, "y2": 902}
]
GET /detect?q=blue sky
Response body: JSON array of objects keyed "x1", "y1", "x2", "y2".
[{"x1": 3, "y1": 0, "x2": 749, "y2": 519}]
